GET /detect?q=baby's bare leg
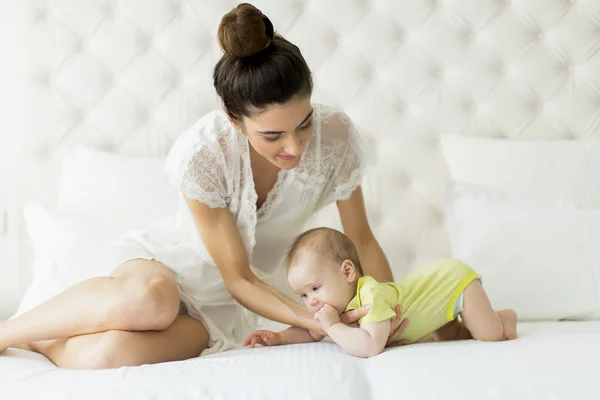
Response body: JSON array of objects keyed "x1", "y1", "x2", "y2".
[
  {"x1": 497, "y1": 309, "x2": 518, "y2": 340},
  {"x1": 430, "y1": 311, "x2": 517, "y2": 343},
  {"x1": 416, "y1": 281, "x2": 519, "y2": 344},
  {"x1": 460, "y1": 281, "x2": 517, "y2": 341},
  {"x1": 429, "y1": 319, "x2": 473, "y2": 342}
]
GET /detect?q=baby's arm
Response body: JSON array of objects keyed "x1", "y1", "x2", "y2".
[
  {"x1": 326, "y1": 321, "x2": 390, "y2": 358},
  {"x1": 315, "y1": 304, "x2": 389, "y2": 358}
]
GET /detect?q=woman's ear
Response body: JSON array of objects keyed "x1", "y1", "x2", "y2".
[{"x1": 341, "y1": 260, "x2": 357, "y2": 282}]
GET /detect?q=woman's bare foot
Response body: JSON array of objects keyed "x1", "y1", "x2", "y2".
[
  {"x1": 0, "y1": 321, "x2": 9, "y2": 354},
  {"x1": 498, "y1": 309, "x2": 518, "y2": 340},
  {"x1": 0, "y1": 321, "x2": 35, "y2": 353}
]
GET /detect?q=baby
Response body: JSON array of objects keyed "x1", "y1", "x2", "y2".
[{"x1": 245, "y1": 227, "x2": 518, "y2": 358}]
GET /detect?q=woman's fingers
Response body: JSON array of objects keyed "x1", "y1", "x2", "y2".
[
  {"x1": 395, "y1": 317, "x2": 409, "y2": 334},
  {"x1": 385, "y1": 304, "x2": 411, "y2": 346},
  {"x1": 245, "y1": 334, "x2": 257, "y2": 347},
  {"x1": 253, "y1": 336, "x2": 265, "y2": 348},
  {"x1": 387, "y1": 318, "x2": 409, "y2": 345},
  {"x1": 387, "y1": 304, "x2": 404, "y2": 338},
  {"x1": 389, "y1": 305, "x2": 403, "y2": 331},
  {"x1": 388, "y1": 306, "x2": 402, "y2": 338}
]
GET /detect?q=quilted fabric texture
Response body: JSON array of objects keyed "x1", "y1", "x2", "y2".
[{"x1": 23, "y1": 0, "x2": 600, "y2": 277}]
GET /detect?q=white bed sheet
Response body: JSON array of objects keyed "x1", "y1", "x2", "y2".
[{"x1": 1, "y1": 321, "x2": 598, "y2": 400}]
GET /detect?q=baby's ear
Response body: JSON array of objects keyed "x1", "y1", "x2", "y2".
[{"x1": 341, "y1": 260, "x2": 356, "y2": 282}]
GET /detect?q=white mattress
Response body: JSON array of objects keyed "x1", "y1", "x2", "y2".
[{"x1": 1, "y1": 321, "x2": 599, "y2": 400}]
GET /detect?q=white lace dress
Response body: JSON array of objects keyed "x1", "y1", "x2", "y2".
[{"x1": 108, "y1": 103, "x2": 365, "y2": 356}]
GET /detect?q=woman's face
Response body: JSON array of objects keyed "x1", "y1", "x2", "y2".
[{"x1": 238, "y1": 96, "x2": 314, "y2": 170}]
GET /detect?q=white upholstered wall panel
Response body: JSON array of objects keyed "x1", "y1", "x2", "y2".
[{"x1": 7, "y1": 0, "x2": 600, "y2": 312}]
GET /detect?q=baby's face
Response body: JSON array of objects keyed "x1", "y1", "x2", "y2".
[{"x1": 288, "y1": 251, "x2": 356, "y2": 314}]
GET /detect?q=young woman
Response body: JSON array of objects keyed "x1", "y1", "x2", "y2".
[{"x1": 0, "y1": 3, "x2": 409, "y2": 369}]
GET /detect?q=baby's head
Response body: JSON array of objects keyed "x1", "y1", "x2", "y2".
[{"x1": 286, "y1": 227, "x2": 364, "y2": 313}]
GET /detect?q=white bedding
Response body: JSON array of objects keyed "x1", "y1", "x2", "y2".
[
  {"x1": 5, "y1": 1, "x2": 600, "y2": 399},
  {"x1": 2, "y1": 321, "x2": 598, "y2": 400}
]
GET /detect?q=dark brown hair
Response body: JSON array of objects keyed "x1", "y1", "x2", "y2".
[
  {"x1": 286, "y1": 227, "x2": 364, "y2": 275},
  {"x1": 213, "y1": 3, "x2": 313, "y2": 121}
]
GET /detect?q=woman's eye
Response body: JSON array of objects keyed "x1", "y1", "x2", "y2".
[
  {"x1": 298, "y1": 122, "x2": 313, "y2": 131},
  {"x1": 264, "y1": 135, "x2": 281, "y2": 143}
]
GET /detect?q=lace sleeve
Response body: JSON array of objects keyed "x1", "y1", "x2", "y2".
[
  {"x1": 164, "y1": 123, "x2": 228, "y2": 209},
  {"x1": 180, "y1": 142, "x2": 228, "y2": 208},
  {"x1": 321, "y1": 107, "x2": 371, "y2": 201}
]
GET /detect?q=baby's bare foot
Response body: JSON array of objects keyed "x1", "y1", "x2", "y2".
[{"x1": 498, "y1": 309, "x2": 518, "y2": 340}]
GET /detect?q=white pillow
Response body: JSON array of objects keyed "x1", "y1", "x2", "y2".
[
  {"x1": 440, "y1": 136, "x2": 600, "y2": 209},
  {"x1": 14, "y1": 146, "x2": 182, "y2": 318},
  {"x1": 58, "y1": 145, "x2": 179, "y2": 217},
  {"x1": 12, "y1": 202, "x2": 155, "y2": 318},
  {"x1": 445, "y1": 181, "x2": 600, "y2": 321}
]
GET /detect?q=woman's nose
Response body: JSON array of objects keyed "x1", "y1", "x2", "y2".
[{"x1": 285, "y1": 133, "x2": 302, "y2": 156}]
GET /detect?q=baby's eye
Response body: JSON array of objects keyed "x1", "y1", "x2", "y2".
[
  {"x1": 311, "y1": 286, "x2": 320, "y2": 292},
  {"x1": 300, "y1": 293, "x2": 307, "y2": 298}
]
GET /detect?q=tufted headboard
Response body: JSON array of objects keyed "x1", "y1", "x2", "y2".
[{"x1": 5, "y1": 0, "x2": 600, "y2": 315}]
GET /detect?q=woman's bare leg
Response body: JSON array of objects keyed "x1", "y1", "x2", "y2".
[
  {"x1": 24, "y1": 315, "x2": 209, "y2": 369},
  {"x1": 0, "y1": 259, "x2": 180, "y2": 354}
]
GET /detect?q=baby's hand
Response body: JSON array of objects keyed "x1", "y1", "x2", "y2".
[
  {"x1": 244, "y1": 330, "x2": 283, "y2": 348},
  {"x1": 314, "y1": 304, "x2": 341, "y2": 331}
]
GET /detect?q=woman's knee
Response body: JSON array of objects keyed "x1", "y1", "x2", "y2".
[{"x1": 109, "y1": 260, "x2": 181, "y2": 331}]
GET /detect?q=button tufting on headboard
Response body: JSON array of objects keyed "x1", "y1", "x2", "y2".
[{"x1": 10, "y1": 0, "x2": 600, "y2": 298}]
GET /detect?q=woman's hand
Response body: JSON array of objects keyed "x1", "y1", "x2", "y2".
[
  {"x1": 340, "y1": 304, "x2": 410, "y2": 347},
  {"x1": 244, "y1": 330, "x2": 283, "y2": 348},
  {"x1": 386, "y1": 304, "x2": 410, "y2": 347}
]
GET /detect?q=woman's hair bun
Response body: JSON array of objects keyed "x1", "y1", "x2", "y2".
[{"x1": 218, "y1": 3, "x2": 274, "y2": 58}]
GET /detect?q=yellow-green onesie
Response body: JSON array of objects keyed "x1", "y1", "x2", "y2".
[{"x1": 345, "y1": 258, "x2": 480, "y2": 343}]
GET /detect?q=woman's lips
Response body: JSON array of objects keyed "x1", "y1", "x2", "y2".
[{"x1": 279, "y1": 154, "x2": 296, "y2": 160}]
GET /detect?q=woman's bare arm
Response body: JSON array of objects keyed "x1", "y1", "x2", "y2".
[
  {"x1": 337, "y1": 186, "x2": 394, "y2": 282},
  {"x1": 337, "y1": 186, "x2": 411, "y2": 345},
  {"x1": 185, "y1": 197, "x2": 324, "y2": 333}
]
